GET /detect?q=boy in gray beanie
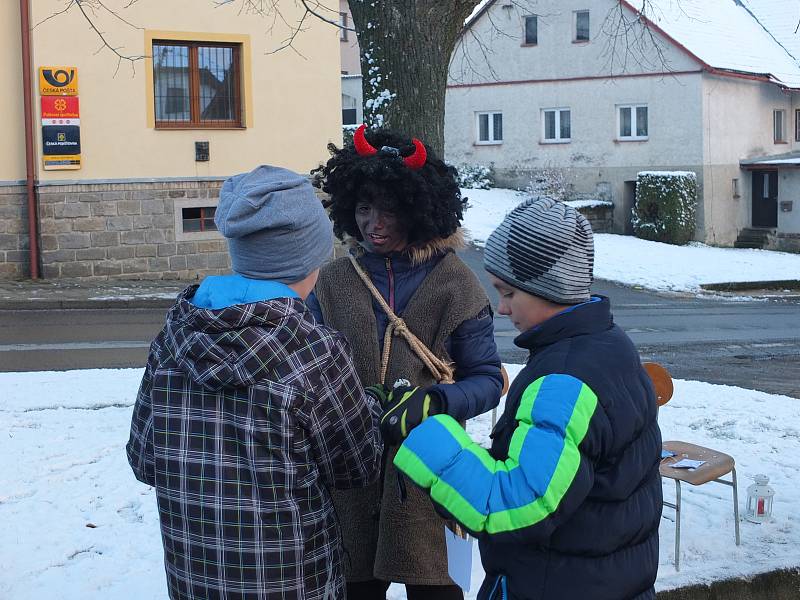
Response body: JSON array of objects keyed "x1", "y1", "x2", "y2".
[
  {"x1": 127, "y1": 165, "x2": 384, "y2": 600},
  {"x1": 395, "y1": 197, "x2": 662, "y2": 600}
]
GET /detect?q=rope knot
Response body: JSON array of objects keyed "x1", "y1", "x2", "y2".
[{"x1": 391, "y1": 318, "x2": 409, "y2": 336}]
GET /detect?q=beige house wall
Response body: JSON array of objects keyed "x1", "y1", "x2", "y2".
[
  {"x1": 339, "y1": 0, "x2": 361, "y2": 75},
  {"x1": 702, "y1": 75, "x2": 794, "y2": 245},
  {"x1": 1, "y1": 2, "x2": 26, "y2": 183},
  {"x1": 27, "y1": 0, "x2": 342, "y2": 181},
  {"x1": 2, "y1": 2, "x2": 342, "y2": 280}
]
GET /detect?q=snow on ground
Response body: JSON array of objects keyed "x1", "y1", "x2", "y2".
[
  {"x1": 2, "y1": 366, "x2": 799, "y2": 598},
  {"x1": 461, "y1": 187, "x2": 800, "y2": 293}
]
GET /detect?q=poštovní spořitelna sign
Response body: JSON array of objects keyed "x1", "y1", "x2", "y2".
[{"x1": 41, "y1": 95, "x2": 81, "y2": 170}]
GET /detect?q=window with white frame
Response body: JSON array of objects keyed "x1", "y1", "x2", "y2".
[
  {"x1": 795, "y1": 109, "x2": 800, "y2": 142},
  {"x1": 774, "y1": 109, "x2": 787, "y2": 143},
  {"x1": 173, "y1": 198, "x2": 222, "y2": 241},
  {"x1": 618, "y1": 104, "x2": 648, "y2": 140},
  {"x1": 524, "y1": 15, "x2": 538, "y2": 45},
  {"x1": 574, "y1": 10, "x2": 590, "y2": 42},
  {"x1": 476, "y1": 111, "x2": 503, "y2": 144},
  {"x1": 542, "y1": 108, "x2": 571, "y2": 142}
]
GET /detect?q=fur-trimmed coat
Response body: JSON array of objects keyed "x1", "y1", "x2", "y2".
[{"x1": 306, "y1": 236, "x2": 503, "y2": 584}]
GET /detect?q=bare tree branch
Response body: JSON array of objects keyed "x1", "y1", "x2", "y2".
[
  {"x1": 96, "y1": 0, "x2": 143, "y2": 30},
  {"x1": 599, "y1": 1, "x2": 673, "y2": 76},
  {"x1": 73, "y1": 0, "x2": 145, "y2": 75},
  {"x1": 34, "y1": 1, "x2": 75, "y2": 29},
  {"x1": 265, "y1": 5, "x2": 310, "y2": 57},
  {"x1": 300, "y1": 0, "x2": 355, "y2": 32},
  {"x1": 35, "y1": 0, "x2": 145, "y2": 76}
]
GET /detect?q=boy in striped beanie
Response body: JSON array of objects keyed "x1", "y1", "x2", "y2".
[{"x1": 394, "y1": 197, "x2": 662, "y2": 600}]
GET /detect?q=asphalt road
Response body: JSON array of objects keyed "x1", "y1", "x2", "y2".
[
  {"x1": 458, "y1": 245, "x2": 800, "y2": 398},
  {"x1": 1, "y1": 245, "x2": 798, "y2": 398}
]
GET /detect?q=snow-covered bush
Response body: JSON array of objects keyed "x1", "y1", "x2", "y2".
[
  {"x1": 454, "y1": 163, "x2": 494, "y2": 189},
  {"x1": 526, "y1": 167, "x2": 573, "y2": 201},
  {"x1": 341, "y1": 124, "x2": 358, "y2": 148},
  {"x1": 632, "y1": 171, "x2": 697, "y2": 245}
]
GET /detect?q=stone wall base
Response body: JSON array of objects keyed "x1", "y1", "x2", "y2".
[
  {"x1": 576, "y1": 204, "x2": 614, "y2": 233},
  {"x1": 657, "y1": 567, "x2": 800, "y2": 600},
  {"x1": 3, "y1": 178, "x2": 615, "y2": 280},
  {"x1": 767, "y1": 232, "x2": 800, "y2": 253},
  {"x1": 33, "y1": 179, "x2": 230, "y2": 281},
  {"x1": 0, "y1": 185, "x2": 30, "y2": 279}
]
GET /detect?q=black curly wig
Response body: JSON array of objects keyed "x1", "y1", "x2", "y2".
[{"x1": 311, "y1": 128, "x2": 466, "y2": 245}]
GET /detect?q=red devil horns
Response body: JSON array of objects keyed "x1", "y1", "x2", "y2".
[
  {"x1": 403, "y1": 138, "x2": 427, "y2": 170},
  {"x1": 353, "y1": 124, "x2": 427, "y2": 170},
  {"x1": 353, "y1": 124, "x2": 377, "y2": 156}
]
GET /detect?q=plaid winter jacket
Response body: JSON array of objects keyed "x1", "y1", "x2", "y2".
[{"x1": 126, "y1": 286, "x2": 383, "y2": 600}]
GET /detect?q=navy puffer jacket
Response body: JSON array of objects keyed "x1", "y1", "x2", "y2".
[
  {"x1": 307, "y1": 248, "x2": 503, "y2": 421},
  {"x1": 394, "y1": 296, "x2": 662, "y2": 599}
]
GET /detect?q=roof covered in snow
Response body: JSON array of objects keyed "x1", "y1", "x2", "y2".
[
  {"x1": 464, "y1": 0, "x2": 800, "y2": 89},
  {"x1": 740, "y1": 150, "x2": 800, "y2": 167},
  {"x1": 638, "y1": 0, "x2": 800, "y2": 88},
  {"x1": 739, "y1": 0, "x2": 800, "y2": 63}
]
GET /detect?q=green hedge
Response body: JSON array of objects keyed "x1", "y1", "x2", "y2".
[{"x1": 632, "y1": 171, "x2": 697, "y2": 245}]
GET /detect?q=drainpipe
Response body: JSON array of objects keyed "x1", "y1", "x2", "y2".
[{"x1": 19, "y1": 0, "x2": 40, "y2": 279}]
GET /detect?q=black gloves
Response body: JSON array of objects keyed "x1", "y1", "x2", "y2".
[
  {"x1": 379, "y1": 386, "x2": 444, "y2": 446},
  {"x1": 365, "y1": 384, "x2": 391, "y2": 405}
]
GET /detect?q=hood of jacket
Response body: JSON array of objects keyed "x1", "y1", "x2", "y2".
[{"x1": 160, "y1": 285, "x2": 310, "y2": 391}]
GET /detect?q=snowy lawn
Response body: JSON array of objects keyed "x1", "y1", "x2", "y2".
[
  {"x1": 2, "y1": 366, "x2": 799, "y2": 598},
  {"x1": 462, "y1": 187, "x2": 800, "y2": 294}
]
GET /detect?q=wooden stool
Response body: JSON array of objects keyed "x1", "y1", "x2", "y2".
[
  {"x1": 643, "y1": 363, "x2": 741, "y2": 571},
  {"x1": 660, "y1": 441, "x2": 741, "y2": 571}
]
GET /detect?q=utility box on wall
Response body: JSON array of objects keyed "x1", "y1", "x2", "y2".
[
  {"x1": 780, "y1": 201, "x2": 793, "y2": 212},
  {"x1": 195, "y1": 141, "x2": 210, "y2": 162}
]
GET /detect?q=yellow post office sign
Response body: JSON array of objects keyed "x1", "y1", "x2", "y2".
[{"x1": 39, "y1": 67, "x2": 79, "y2": 96}]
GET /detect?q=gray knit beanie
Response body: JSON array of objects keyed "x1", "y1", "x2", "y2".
[
  {"x1": 484, "y1": 197, "x2": 594, "y2": 304},
  {"x1": 215, "y1": 165, "x2": 334, "y2": 283}
]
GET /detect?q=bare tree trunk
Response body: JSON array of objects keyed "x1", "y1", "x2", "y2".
[{"x1": 350, "y1": 1, "x2": 478, "y2": 157}]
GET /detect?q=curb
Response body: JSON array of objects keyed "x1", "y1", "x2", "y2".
[
  {"x1": 701, "y1": 280, "x2": 800, "y2": 292},
  {"x1": 657, "y1": 567, "x2": 800, "y2": 600},
  {"x1": 0, "y1": 298, "x2": 176, "y2": 311}
]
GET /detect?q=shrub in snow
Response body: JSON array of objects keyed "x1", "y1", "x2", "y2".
[
  {"x1": 526, "y1": 167, "x2": 573, "y2": 202},
  {"x1": 454, "y1": 163, "x2": 494, "y2": 189},
  {"x1": 632, "y1": 171, "x2": 697, "y2": 245},
  {"x1": 342, "y1": 125, "x2": 358, "y2": 148}
]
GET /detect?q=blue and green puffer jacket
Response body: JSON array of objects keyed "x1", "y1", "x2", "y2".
[{"x1": 395, "y1": 296, "x2": 662, "y2": 600}]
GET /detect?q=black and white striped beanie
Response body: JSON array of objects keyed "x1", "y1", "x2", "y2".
[{"x1": 484, "y1": 197, "x2": 594, "y2": 304}]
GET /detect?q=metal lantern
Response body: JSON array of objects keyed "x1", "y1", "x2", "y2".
[{"x1": 744, "y1": 474, "x2": 775, "y2": 523}]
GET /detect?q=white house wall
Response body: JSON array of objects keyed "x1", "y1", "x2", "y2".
[
  {"x1": 450, "y1": 0, "x2": 699, "y2": 85},
  {"x1": 702, "y1": 75, "x2": 794, "y2": 244},
  {"x1": 341, "y1": 75, "x2": 364, "y2": 124},
  {"x1": 446, "y1": 0, "x2": 707, "y2": 233},
  {"x1": 778, "y1": 172, "x2": 800, "y2": 235}
]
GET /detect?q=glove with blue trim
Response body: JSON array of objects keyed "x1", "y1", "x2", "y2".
[{"x1": 379, "y1": 386, "x2": 444, "y2": 446}]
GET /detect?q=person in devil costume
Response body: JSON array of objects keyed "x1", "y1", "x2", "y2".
[{"x1": 307, "y1": 125, "x2": 504, "y2": 600}]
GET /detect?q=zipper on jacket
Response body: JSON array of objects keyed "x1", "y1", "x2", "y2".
[
  {"x1": 488, "y1": 575, "x2": 507, "y2": 600},
  {"x1": 385, "y1": 257, "x2": 395, "y2": 312}
]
